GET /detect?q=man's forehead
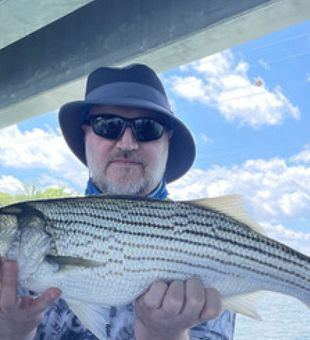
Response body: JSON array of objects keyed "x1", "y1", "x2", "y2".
[{"x1": 89, "y1": 104, "x2": 155, "y2": 118}]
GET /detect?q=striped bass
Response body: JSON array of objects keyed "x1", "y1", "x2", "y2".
[{"x1": 0, "y1": 195, "x2": 309, "y2": 339}]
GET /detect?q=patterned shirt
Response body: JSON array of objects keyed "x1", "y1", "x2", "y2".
[{"x1": 33, "y1": 298, "x2": 235, "y2": 340}]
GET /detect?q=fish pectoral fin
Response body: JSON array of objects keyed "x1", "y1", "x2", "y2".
[
  {"x1": 222, "y1": 291, "x2": 264, "y2": 320},
  {"x1": 188, "y1": 195, "x2": 265, "y2": 234},
  {"x1": 45, "y1": 255, "x2": 102, "y2": 268},
  {"x1": 66, "y1": 299, "x2": 108, "y2": 340}
]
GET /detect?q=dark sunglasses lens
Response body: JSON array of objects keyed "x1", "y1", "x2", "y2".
[
  {"x1": 134, "y1": 118, "x2": 165, "y2": 141},
  {"x1": 92, "y1": 117, "x2": 124, "y2": 139}
]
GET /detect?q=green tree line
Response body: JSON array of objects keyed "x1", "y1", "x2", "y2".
[{"x1": 0, "y1": 184, "x2": 74, "y2": 207}]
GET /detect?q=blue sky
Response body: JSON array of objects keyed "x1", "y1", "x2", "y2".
[{"x1": 0, "y1": 20, "x2": 309, "y2": 255}]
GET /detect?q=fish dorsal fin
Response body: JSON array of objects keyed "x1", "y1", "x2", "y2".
[
  {"x1": 222, "y1": 291, "x2": 264, "y2": 320},
  {"x1": 187, "y1": 195, "x2": 265, "y2": 234},
  {"x1": 66, "y1": 299, "x2": 108, "y2": 340}
]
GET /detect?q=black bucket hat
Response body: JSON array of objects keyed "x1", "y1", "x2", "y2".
[{"x1": 58, "y1": 64, "x2": 196, "y2": 183}]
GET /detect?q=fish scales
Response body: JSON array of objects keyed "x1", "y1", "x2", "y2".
[
  {"x1": 0, "y1": 194, "x2": 309, "y2": 339},
  {"x1": 32, "y1": 197, "x2": 308, "y2": 267},
  {"x1": 25, "y1": 197, "x2": 310, "y2": 295},
  {"x1": 46, "y1": 200, "x2": 175, "y2": 261}
]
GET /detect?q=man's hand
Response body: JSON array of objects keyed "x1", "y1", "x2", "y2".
[
  {"x1": 134, "y1": 278, "x2": 222, "y2": 340},
  {"x1": 0, "y1": 260, "x2": 61, "y2": 340}
]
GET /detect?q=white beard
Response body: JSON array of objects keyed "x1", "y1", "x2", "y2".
[{"x1": 101, "y1": 176, "x2": 150, "y2": 195}]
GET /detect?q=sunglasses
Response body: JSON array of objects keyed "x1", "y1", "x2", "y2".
[{"x1": 84, "y1": 114, "x2": 173, "y2": 142}]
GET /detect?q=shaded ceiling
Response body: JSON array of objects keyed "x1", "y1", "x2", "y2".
[
  {"x1": 0, "y1": 0, "x2": 93, "y2": 49},
  {"x1": 0, "y1": 0, "x2": 309, "y2": 128}
]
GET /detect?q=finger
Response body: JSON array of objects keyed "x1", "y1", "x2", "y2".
[
  {"x1": 181, "y1": 278, "x2": 205, "y2": 320},
  {"x1": 29, "y1": 288, "x2": 61, "y2": 314},
  {"x1": 200, "y1": 288, "x2": 222, "y2": 321},
  {"x1": 162, "y1": 280, "x2": 185, "y2": 315},
  {"x1": 0, "y1": 258, "x2": 4, "y2": 290},
  {"x1": 23, "y1": 303, "x2": 46, "y2": 327},
  {"x1": 0, "y1": 260, "x2": 3, "y2": 287},
  {"x1": 140, "y1": 281, "x2": 168, "y2": 309},
  {"x1": 18, "y1": 296, "x2": 33, "y2": 309},
  {"x1": 0, "y1": 261, "x2": 18, "y2": 308}
]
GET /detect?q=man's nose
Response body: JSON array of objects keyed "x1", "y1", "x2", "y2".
[{"x1": 115, "y1": 127, "x2": 139, "y2": 151}]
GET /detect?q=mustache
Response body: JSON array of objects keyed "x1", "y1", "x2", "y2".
[{"x1": 107, "y1": 151, "x2": 145, "y2": 165}]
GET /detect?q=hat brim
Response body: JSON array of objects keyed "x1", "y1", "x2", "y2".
[{"x1": 59, "y1": 99, "x2": 195, "y2": 183}]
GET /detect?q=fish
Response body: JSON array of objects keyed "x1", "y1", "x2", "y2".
[{"x1": 0, "y1": 195, "x2": 309, "y2": 339}]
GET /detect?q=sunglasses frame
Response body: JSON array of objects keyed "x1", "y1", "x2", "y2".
[{"x1": 84, "y1": 113, "x2": 173, "y2": 142}]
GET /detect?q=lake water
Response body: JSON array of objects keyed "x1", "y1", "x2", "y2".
[{"x1": 234, "y1": 292, "x2": 310, "y2": 340}]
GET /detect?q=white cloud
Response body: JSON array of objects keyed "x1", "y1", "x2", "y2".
[
  {"x1": 170, "y1": 76, "x2": 207, "y2": 101},
  {"x1": 0, "y1": 174, "x2": 80, "y2": 196},
  {"x1": 200, "y1": 133, "x2": 212, "y2": 144},
  {"x1": 168, "y1": 157, "x2": 310, "y2": 221},
  {"x1": 194, "y1": 51, "x2": 232, "y2": 75},
  {"x1": 37, "y1": 174, "x2": 83, "y2": 195},
  {"x1": 170, "y1": 50, "x2": 300, "y2": 127},
  {"x1": 0, "y1": 175, "x2": 24, "y2": 194},
  {"x1": 306, "y1": 73, "x2": 310, "y2": 82},
  {"x1": 291, "y1": 144, "x2": 310, "y2": 164},
  {"x1": 0, "y1": 125, "x2": 87, "y2": 190},
  {"x1": 258, "y1": 58, "x2": 270, "y2": 70},
  {"x1": 262, "y1": 222, "x2": 310, "y2": 255},
  {"x1": 168, "y1": 154, "x2": 310, "y2": 255},
  {"x1": 0, "y1": 125, "x2": 69, "y2": 169}
]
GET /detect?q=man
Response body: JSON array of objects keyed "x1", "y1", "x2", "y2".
[{"x1": 0, "y1": 64, "x2": 235, "y2": 339}]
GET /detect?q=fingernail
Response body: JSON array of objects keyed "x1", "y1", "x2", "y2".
[{"x1": 50, "y1": 289, "x2": 61, "y2": 299}]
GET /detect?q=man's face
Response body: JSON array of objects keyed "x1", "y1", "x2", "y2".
[{"x1": 83, "y1": 105, "x2": 171, "y2": 195}]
